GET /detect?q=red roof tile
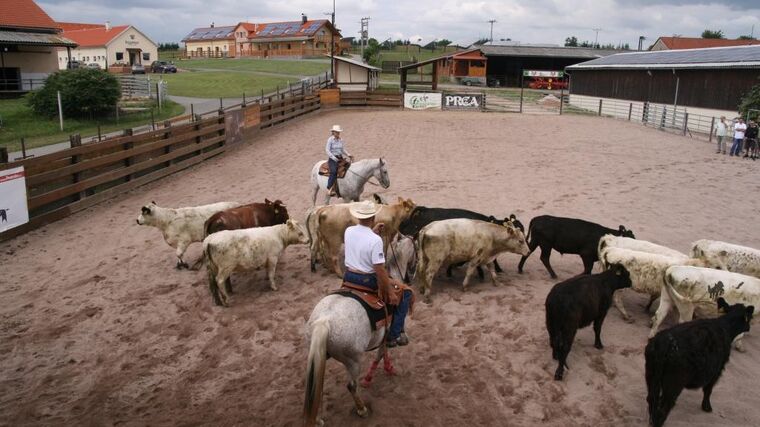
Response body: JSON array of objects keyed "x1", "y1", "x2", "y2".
[
  {"x1": 0, "y1": 0, "x2": 60, "y2": 31},
  {"x1": 63, "y1": 25, "x2": 130, "y2": 47},
  {"x1": 58, "y1": 22, "x2": 106, "y2": 32},
  {"x1": 656, "y1": 37, "x2": 759, "y2": 50}
]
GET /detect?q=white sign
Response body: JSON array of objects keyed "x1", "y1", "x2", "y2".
[
  {"x1": 0, "y1": 167, "x2": 30, "y2": 232},
  {"x1": 404, "y1": 92, "x2": 442, "y2": 110},
  {"x1": 523, "y1": 70, "x2": 564, "y2": 78}
]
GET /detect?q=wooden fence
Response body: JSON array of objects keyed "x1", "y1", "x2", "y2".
[
  {"x1": 0, "y1": 115, "x2": 226, "y2": 241},
  {"x1": 339, "y1": 90, "x2": 403, "y2": 107}
]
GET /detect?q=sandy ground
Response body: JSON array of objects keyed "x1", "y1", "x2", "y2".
[{"x1": 2, "y1": 110, "x2": 760, "y2": 426}]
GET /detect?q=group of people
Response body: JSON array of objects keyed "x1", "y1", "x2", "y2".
[{"x1": 715, "y1": 116, "x2": 758, "y2": 160}]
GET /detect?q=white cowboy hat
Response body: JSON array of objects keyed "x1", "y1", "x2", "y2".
[
  {"x1": 349, "y1": 201, "x2": 378, "y2": 219},
  {"x1": 330, "y1": 125, "x2": 343, "y2": 133}
]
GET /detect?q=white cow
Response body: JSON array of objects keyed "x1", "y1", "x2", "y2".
[
  {"x1": 415, "y1": 218, "x2": 529, "y2": 298},
  {"x1": 599, "y1": 247, "x2": 706, "y2": 322},
  {"x1": 598, "y1": 235, "x2": 688, "y2": 263},
  {"x1": 690, "y1": 239, "x2": 760, "y2": 279},
  {"x1": 136, "y1": 201, "x2": 240, "y2": 268},
  {"x1": 203, "y1": 219, "x2": 308, "y2": 306},
  {"x1": 651, "y1": 265, "x2": 760, "y2": 350}
]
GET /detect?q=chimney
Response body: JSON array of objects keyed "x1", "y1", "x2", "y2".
[
  {"x1": 302, "y1": 14, "x2": 307, "y2": 24},
  {"x1": 211, "y1": 22, "x2": 215, "y2": 28},
  {"x1": 105, "y1": 21, "x2": 111, "y2": 31}
]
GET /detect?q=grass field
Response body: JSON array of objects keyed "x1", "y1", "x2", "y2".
[
  {"x1": 0, "y1": 98, "x2": 184, "y2": 152},
  {"x1": 159, "y1": 72, "x2": 294, "y2": 98},
  {"x1": 176, "y1": 58, "x2": 330, "y2": 76}
]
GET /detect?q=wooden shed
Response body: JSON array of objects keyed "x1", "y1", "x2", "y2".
[
  {"x1": 398, "y1": 48, "x2": 487, "y2": 91},
  {"x1": 333, "y1": 55, "x2": 380, "y2": 92}
]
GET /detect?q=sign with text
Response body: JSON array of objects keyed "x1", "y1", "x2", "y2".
[
  {"x1": 523, "y1": 70, "x2": 564, "y2": 78},
  {"x1": 0, "y1": 166, "x2": 30, "y2": 232},
  {"x1": 404, "y1": 92, "x2": 442, "y2": 110},
  {"x1": 442, "y1": 93, "x2": 484, "y2": 111}
]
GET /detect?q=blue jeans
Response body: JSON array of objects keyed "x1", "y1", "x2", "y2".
[
  {"x1": 343, "y1": 271, "x2": 377, "y2": 290},
  {"x1": 389, "y1": 290, "x2": 412, "y2": 340},
  {"x1": 327, "y1": 158, "x2": 339, "y2": 190},
  {"x1": 730, "y1": 138, "x2": 743, "y2": 156}
]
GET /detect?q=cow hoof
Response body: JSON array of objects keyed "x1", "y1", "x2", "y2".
[
  {"x1": 270, "y1": 285, "x2": 279, "y2": 291},
  {"x1": 550, "y1": 274, "x2": 558, "y2": 279},
  {"x1": 701, "y1": 402, "x2": 712, "y2": 413},
  {"x1": 554, "y1": 372, "x2": 564, "y2": 381},
  {"x1": 594, "y1": 343, "x2": 604, "y2": 350}
]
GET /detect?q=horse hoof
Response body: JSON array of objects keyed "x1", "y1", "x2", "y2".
[{"x1": 355, "y1": 406, "x2": 370, "y2": 418}]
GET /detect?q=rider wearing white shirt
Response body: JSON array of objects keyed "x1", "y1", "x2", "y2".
[{"x1": 342, "y1": 201, "x2": 412, "y2": 347}]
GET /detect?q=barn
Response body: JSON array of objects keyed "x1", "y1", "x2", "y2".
[
  {"x1": 475, "y1": 43, "x2": 619, "y2": 87},
  {"x1": 566, "y1": 45, "x2": 760, "y2": 118}
]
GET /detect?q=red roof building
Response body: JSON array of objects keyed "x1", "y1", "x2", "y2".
[
  {"x1": 650, "y1": 36, "x2": 759, "y2": 51},
  {"x1": 55, "y1": 23, "x2": 158, "y2": 70},
  {"x1": 226, "y1": 17, "x2": 342, "y2": 59},
  {"x1": 0, "y1": 0, "x2": 60, "y2": 31}
]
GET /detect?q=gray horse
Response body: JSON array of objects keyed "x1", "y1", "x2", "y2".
[
  {"x1": 303, "y1": 294, "x2": 394, "y2": 425},
  {"x1": 310, "y1": 158, "x2": 390, "y2": 205}
]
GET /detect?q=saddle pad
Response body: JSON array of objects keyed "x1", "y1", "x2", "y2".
[
  {"x1": 332, "y1": 288, "x2": 388, "y2": 331},
  {"x1": 318, "y1": 160, "x2": 350, "y2": 178}
]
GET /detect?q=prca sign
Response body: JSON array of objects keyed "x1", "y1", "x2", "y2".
[{"x1": 443, "y1": 93, "x2": 483, "y2": 111}]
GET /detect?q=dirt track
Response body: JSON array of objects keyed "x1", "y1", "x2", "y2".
[{"x1": 2, "y1": 110, "x2": 759, "y2": 426}]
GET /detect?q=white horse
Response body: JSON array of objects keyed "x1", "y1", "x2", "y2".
[
  {"x1": 303, "y1": 294, "x2": 395, "y2": 425},
  {"x1": 310, "y1": 158, "x2": 390, "y2": 206}
]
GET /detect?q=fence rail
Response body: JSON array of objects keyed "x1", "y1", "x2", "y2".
[
  {"x1": 339, "y1": 90, "x2": 403, "y2": 107},
  {"x1": 0, "y1": 78, "x2": 47, "y2": 92}
]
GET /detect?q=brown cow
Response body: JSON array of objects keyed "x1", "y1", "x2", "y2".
[{"x1": 205, "y1": 199, "x2": 290, "y2": 236}]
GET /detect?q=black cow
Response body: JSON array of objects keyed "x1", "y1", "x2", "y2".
[
  {"x1": 645, "y1": 298, "x2": 753, "y2": 427},
  {"x1": 399, "y1": 206, "x2": 525, "y2": 278},
  {"x1": 518, "y1": 215, "x2": 635, "y2": 278},
  {"x1": 545, "y1": 264, "x2": 632, "y2": 380}
]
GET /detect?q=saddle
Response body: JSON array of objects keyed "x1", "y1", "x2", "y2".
[
  {"x1": 333, "y1": 283, "x2": 390, "y2": 331},
  {"x1": 318, "y1": 159, "x2": 351, "y2": 178}
]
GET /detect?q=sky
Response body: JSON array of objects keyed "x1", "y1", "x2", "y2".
[{"x1": 39, "y1": 0, "x2": 760, "y2": 48}]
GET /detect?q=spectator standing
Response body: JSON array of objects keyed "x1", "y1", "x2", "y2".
[
  {"x1": 715, "y1": 116, "x2": 728, "y2": 154},
  {"x1": 730, "y1": 118, "x2": 747, "y2": 157},
  {"x1": 744, "y1": 120, "x2": 758, "y2": 160}
]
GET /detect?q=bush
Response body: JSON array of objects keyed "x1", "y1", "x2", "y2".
[
  {"x1": 27, "y1": 69, "x2": 121, "y2": 118},
  {"x1": 739, "y1": 79, "x2": 760, "y2": 122}
]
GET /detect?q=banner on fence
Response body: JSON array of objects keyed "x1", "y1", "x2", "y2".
[
  {"x1": 404, "y1": 92, "x2": 442, "y2": 110},
  {"x1": 442, "y1": 93, "x2": 484, "y2": 111},
  {"x1": 0, "y1": 167, "x2": 29, "y2": 232},
  {"x1": 523, "y1": 70, "x2": 564, "y2": 78}
]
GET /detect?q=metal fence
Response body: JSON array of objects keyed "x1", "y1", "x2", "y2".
[{"x1": 567, "y1": 95, "x2": 722, "y2": 141}]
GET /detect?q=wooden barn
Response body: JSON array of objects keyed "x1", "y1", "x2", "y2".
[
  {"x1": 398, "y1": 49, "x2": 487, "y2": 91},
  {"x1": 566, "y1": 45, "x2": 760, "y2": 115}
]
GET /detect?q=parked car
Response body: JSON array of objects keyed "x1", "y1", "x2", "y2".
[
  {"x1": 66, "y1": 60, "x2": 81, "y2": 69},
  {"x1": 86, "y1": 63, "x2": 101, "y2": 70},
  {"x1": 131, "y1": 63, "x2": 146, "y2": 74},
  {"x1": 459, "y1": 76, "x2": 485, "y2": 87},
  {"x1": 486, "y1": 76, "x2": 501, "y2": 87},
  {"x1": 150, "y1": 61, "x2": 177, "y2": 73}
]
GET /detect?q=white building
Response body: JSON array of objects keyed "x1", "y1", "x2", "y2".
[
  {"x1": 56, "y1": 22, "x2": 158, "y2": 70},
  {"x1": 333, "y1": 56, "x2": 380, "y2": 92}
]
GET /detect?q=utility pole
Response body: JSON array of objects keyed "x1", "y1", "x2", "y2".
[
  {"x1": 324, "y1": 0, "x2": 336, "y2": 84},
  {"x1": 638, "y1": 35, "x2": 646, "y2": 51},
  {"x1": 592, "y1": 28, "x2": 602, "y2": 48},
  {"x1": 359, "y1": 17, "x2": 370, "y2": 58},
  {"x1": 488, "y1": 19, "x2": 497, "y2": 43}
]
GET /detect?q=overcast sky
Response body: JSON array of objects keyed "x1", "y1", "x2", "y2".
[{"x1": 39, "y1": 0, "x2": 760, "y2": 47}]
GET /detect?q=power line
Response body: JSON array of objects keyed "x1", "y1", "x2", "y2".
[{"x1": 359, "y1": 17, "x2": 370, "y2": 58}]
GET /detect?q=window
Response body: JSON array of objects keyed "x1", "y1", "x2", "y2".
[
  {"x1": 287, "y1": 43, "x2": 291, "y2": 50},
  {"x1": 143, "y1": 52, "x2": 150, "y2": 61},
  {"x1": 116, "y1": 52, "x2": 124, "y2": 61}
]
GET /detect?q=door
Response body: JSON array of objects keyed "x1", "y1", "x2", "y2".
[{"x1": 0, "y1": 67, "x2": 21, "y2": 91}]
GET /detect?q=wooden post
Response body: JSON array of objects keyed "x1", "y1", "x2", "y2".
[
  {"x1": 20, "y1": 138, "x2": 27, "y2": 159},
  {"x1": 709, "y1": 117, "x2": 715, "y2": 143},
  {"x1": 683, "y1": 113, "x2": 689, "y2": 135},
  {"x1": 432, "y1": 62, "x2": 438, "y2": 91},
  {"x1": 163, "y1": 120, "x2": 173, "y2": 167},
  {"x1": 190, "y1": 103, "x2": 194, "y2": 121},
  {"x1": 559, "y1": 85, "x2": 564, "y2": 115},
  {"x1": 98, "y1": 125, "x2": 102, "y2": 142},
  {"x1": 598, "y1": 99, "x2": 603, "y2": 116},
  {"x1": 0, "y1": 147, "x2": 8, "y2": 164},
  {"x1": 151, "y1": 110, "x2": 155, "y2": 130},
  {"x1": 70, "y1": 134, "x2": 85, "y2": 200},
  {"x1": 242, "y1": 92, "x2": 246, "y2": 106},
  {"x1": 519, "y1": 73, "x2": 524, "y2": 113},
  {"x1": 123, "y1": 128, "x2": 134, "y2": 182},
  {"x1": 628, "y1": 103, "x2": 633, "y2": 121},
  {"x1": 642, "y1": 101, "x2": 649, "y2": 123},
  {"x1": 219, "y1": 98, "x2": 223, "y2": 109}
]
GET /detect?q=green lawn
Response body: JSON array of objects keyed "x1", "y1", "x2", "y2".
[
  {"x1": 175, "y1": 58, "x2": 331, "y2": 76},
  {"x1": 159, "y1": 72, "x2": 294, "y2": 98},
  {"x1": 0, "y1": 97, "x2": 184, "y2": 152}
]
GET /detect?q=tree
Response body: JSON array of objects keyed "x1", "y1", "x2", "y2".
[
  {"x1": 701, "y1": 29, "x2": 725, "y2": 39},
  {"x1": 27, "y1": 69, "x2": 120, "y2": 118},
  {"x1": 565, "y1": 36, "x2": 578, "y2": 47},
  {"x1": 362, "y1": 38, "x2": 381, "y2": 64},
  {"x1": 158, "y1": 42, "x2": 179, "y2": 51},
  {"x1": 739, "y1": 78, "x2": 760, "y2": 122},
  {"x1": 738, "y1": 35, "x2": 757, "y2": 40}
]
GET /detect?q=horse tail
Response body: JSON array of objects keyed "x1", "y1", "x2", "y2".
[{"x1": 303, "y1": 319, "x2": 329, "y2": 427}]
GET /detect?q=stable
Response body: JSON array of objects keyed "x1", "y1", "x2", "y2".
[
  {"x1": 56, "y1": 22, "x2": 158, "y2": 70},
  {"x1": 0, "y1": 0, "x2": 76, "y2": 93},
  {"x1": 566, "y1": 44, "x2": 760, "y2": 117},
  {"x1": 476, "y1": 43, "x2": 619, "y2": 87},
  {"x1": 398, "y1": 49, "x2": 487, "y2": 91},
  {"x1": 333, "y1": 56, "x2": 380, "y2": 91}
]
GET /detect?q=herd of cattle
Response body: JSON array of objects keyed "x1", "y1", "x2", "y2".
[{"x1": 136, "y1": 196, "x2": 760, "y2": 426}]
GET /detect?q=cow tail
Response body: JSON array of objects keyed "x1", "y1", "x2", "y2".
[
  {"x1": 645, "y1": 338, "x2": 667, "y2": 426},
  {"x1": 303, "y1": 319, "x2": 329, "y2": 427},
  {"x1": 204, "y1": 243, "x2": 220, "y2": 303}
]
